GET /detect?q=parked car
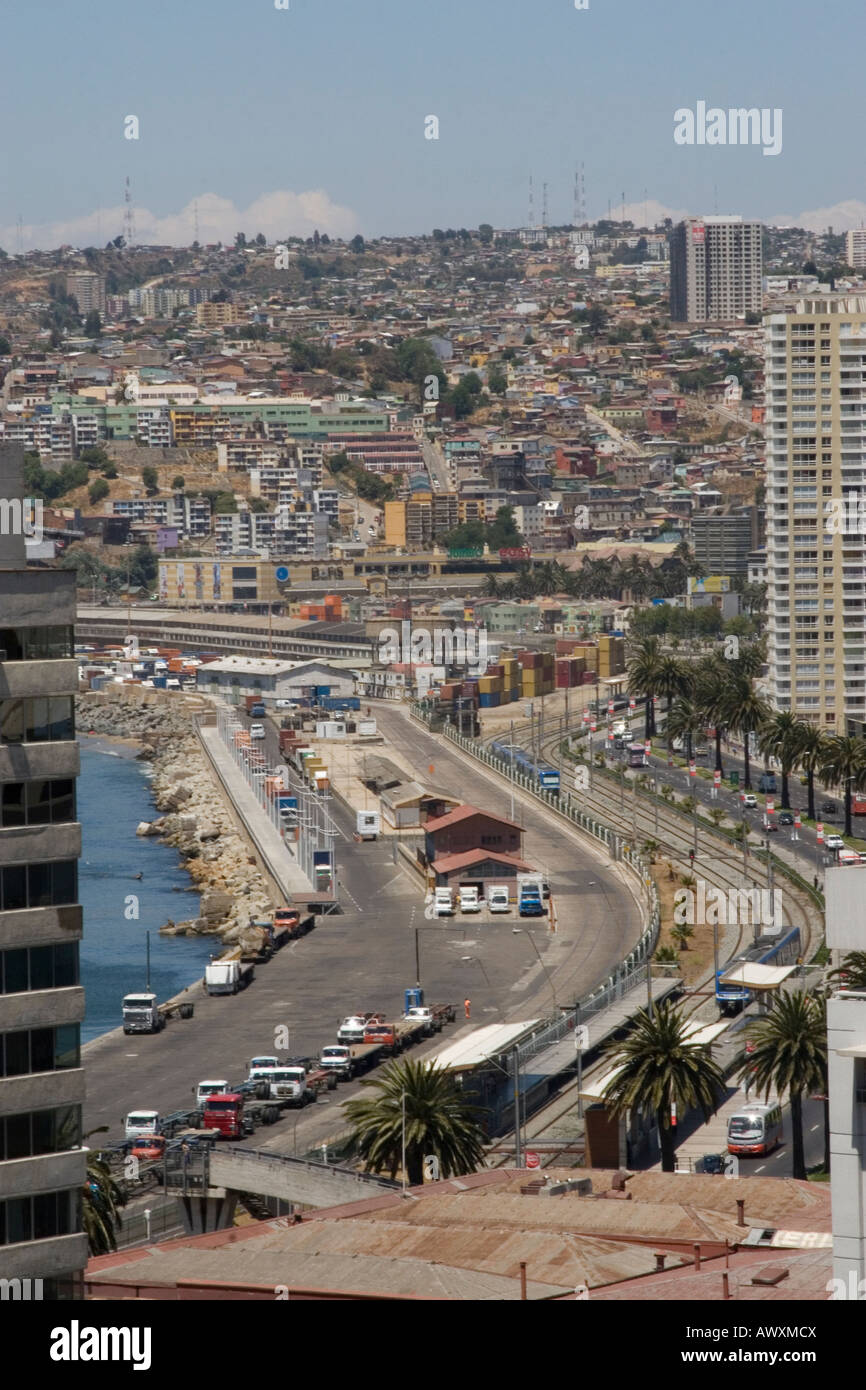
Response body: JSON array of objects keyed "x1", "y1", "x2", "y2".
[
  {"x1": 825, "y1": 834, "x2": 845, "y2": 850},
  {"x1": 779, "y1": 811, "x2": 794, "y2": 826},
  {"x1": 820, "y1": 800, "x2": 837, "y2": 816},
  {"x1": 742, "y1": 793, "x2": 757, "y2": 809}
]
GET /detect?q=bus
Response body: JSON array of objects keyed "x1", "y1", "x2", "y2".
[
  {"x1": 627, "y1": 742, "x2": 648, "y2": 768},
  {"x1": 727, "y1": 1101, "x2": 783, "y2": 1157},
  {"x1": 715, "y1": 926, "x2": 801, "y2": 1014}
]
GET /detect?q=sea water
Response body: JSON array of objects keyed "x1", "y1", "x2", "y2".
[{"x1": 78, "y1": 739, "x2": 213, "y2": 1041}]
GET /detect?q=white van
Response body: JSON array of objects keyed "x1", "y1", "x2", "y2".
[
  {"x1": 459, "y1": 886, "x2": 481, "y2": 913},
  {"x1": 124, "y1": 1109, "x2": 160, "y2": 1142},
  {"x1": 487, "y1": 885, "x2": 510, "y2": 913},
  {"x1": 434, "y1": 886, "x2": 454, "y2": 916}
]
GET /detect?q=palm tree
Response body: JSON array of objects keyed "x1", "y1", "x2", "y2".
[
  {"x1": 344, "y1": 1056, "x2": 486, "y2": 1185},
  {"x1": 820, "y1": 735, "x2": 866, "y2": 838},
  {"x1": 627, "y1": 635, "x2": 663, "y2": 738},
  {"x1": 827, "y1": 951, "x2": 866, "y2": 991},
  {"x1": 716, "y1": 670, "x2": 769, "y2": 791},
  {"x1": 83, "y1": 1151, "x2": 127, "y2": 1256},
  {"x1": 671, "y1": 922, "x2": 695, "y2": 951},
  {"x1": 693, "y1": 655, "x2": 728, "y2": 776},
  {"x1": 797, "y1": 722, "x2": 828, "y2": 822},
  {"x1": 739, "y1": 991, "x2": 827, "y2": 1181},
  {"x1": 602, "y1": 1001, "x2": 725, "y2": 1172},
  {"x1": 483, "y1": 572, "x2": 500, "y2": 598},
  {"x1": 758, "y1": 711, "x2": 806, "y2": 811},
  {"x1": 656, "y1": 655, "x2": 688, "y2": 714},
  {"x1": 665, "y1": 695, "x2": 702, "y2": 763}
]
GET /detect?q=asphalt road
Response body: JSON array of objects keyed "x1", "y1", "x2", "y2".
[{"x1": 83, "y1": 702, "x2": 643, "y2": 1158}]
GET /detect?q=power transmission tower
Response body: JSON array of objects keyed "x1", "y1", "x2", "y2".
[{"x1": 123, "y1": 176, "x2": 136, "y2": 248}]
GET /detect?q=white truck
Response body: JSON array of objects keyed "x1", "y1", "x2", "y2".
[
  {"x1": 459, "y1": 885, "x2": 481, "y2": 913},
  {"x1": 193, "y1": 1080, "x2": 230, "y2": 1111},
  {"x1": 337, "y1": 1013, "x2": 380, "y2": 1044},
  {"x1": 319, "y1": 1044, "x2": 355, "y2": 1081},
  {"x1": 122, "y1": 992, "x2": 164, "y2": 1035},
  {"x1": 487, "y1": 885, "x2": 510, "y2": 913},
  {"x1": 253, "y1": 1065, "x2": 331, "y2": 1107},
  {"x1": 205, "y1": 957, "x2": 255, "y2": 996},
  {"x1": 434, "y1": 886, "x2": 454, "y2": 916},
  {"x1": 124, "y1": 1109, "x2": 161, "y2": 1143}
]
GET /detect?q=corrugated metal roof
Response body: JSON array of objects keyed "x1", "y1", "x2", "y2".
[{"x1": 429, "y1": 1020, "x2": 543, "y2": 1071}]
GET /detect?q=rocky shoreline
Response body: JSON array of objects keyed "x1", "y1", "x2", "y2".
[{"x1": 77, "y1": 692, "x2": 275, "y2": 943}]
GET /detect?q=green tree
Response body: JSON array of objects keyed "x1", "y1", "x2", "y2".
[
  {"x1": 828, "y1": 952, "x2": 866, "y2": 990},
  {"x1": 478, "y1": 223, "x2": 494, "y2": 245},
  {"x1": 141, "y1": 465, "x2": 159, "y2": 495},
  {"x1": 350, "y1": 234, "x2": 365, "y2": 255},
  {"x1": 128, "y1": 544, "x2": 157, "y2": 588},
  {"x1": 758, "y1": 711, "x2": 806, "y2": 811},
  {"x1": 0, "y1": 334, "x2": 11, "y2": 355},
  {"x1": 820, "y1": 734, "x2": 866, "y2": 837},
  {"x1": 487, "y1": 366, "x2": 508, "y2": 395},
  {"x1": 739, "y1": 992, "x2": 827, "y2": 1180},
  {"x1": 84, "y1": 310, "x2": 102, "y2": 337},
  {"x1": 345, "y1": 1056, "x2": 486, "y2": 1185},
  {"x1": 172, "y1": 475, "x2": 185, "y2": 490},
  {"x1": 602, "y1": 1001, "x2": 725, "y2": 1172},
  {"x1": 87, "y1": 477, "x2": 110, "y2": 505},
  {"x1": 82, "y1": 1152, "x2": 127, "y2": 1256},
  {"x1": 627, "y1": 635, "x2": 663, "y2": 738},
  {"x1": 715, "y1": 670, "x2": 769, "y2": 791}
]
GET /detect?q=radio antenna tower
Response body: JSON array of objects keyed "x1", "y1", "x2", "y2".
[
  {"x1": 542, "y1": 182, "x2": 549, "y2": 230},
  {"x1": 123, "y1": 176, "x2": 136, "y2": 248},
  {"x1": 193, "y1": 199, "x2": 200, "y2": 246},
  {"x1": 528, "y1": 175, "x2": 534, "y2": 229},
  {"x1": 573, "y1": 163, "x2": 587, "y2": 227},
  {"x1": 16, "y1": 215, "x2": 23, "y2": 256}
]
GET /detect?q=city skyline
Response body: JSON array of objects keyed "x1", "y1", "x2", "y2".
[{"x1": 1, "y1": 0, "x2": 864, "y2": 249}]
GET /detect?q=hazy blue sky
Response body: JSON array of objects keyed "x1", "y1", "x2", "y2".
[{"x1": 2, "y1": 0, "x2": 863, "y2": 247}]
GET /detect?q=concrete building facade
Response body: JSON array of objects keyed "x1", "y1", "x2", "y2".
[
  {"x1": 0, "y1": 445, "x2": 87, "y2": 1295},
  {"x1": 669, "y1": 216, "x2": 762, "y2": 323},
  {"x1": 765, "y1": 296, "x2": 866, "y2": 731}
]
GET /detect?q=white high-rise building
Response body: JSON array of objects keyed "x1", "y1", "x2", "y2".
[
  {"x1": 765, "y1": 296, "x2": 866, "y2": 732},
  {"x1": 845, "y1": 229, "x2": 866, "y2": 270}
]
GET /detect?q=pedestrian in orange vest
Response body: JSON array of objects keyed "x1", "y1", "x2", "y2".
[{"x1": 464, "y1": 997, "x2": 471, "y2": 1019}]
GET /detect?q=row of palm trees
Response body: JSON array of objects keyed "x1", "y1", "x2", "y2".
[
  {"x1": 482, "y1": 543, "x2": 702, "y2": 603},
  {"x1": 343, "y1": 979, "x2": 838, "y2": 1183},
  {"x1": 627, "y1": 635, "x2": 866, "y2": 835}
]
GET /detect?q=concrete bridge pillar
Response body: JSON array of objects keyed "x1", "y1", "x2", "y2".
[{"x1": 176, "y1": 1187, "x2": 237, "y2": 1235}]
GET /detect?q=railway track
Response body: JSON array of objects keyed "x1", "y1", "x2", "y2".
[{"x1": 473, "y1": 715, "x2": 823, "y2": 1169}]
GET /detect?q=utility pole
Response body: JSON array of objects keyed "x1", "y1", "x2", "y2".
[{"x1": 513, "y1": 1047, "x2": 522, "y2": 1167}]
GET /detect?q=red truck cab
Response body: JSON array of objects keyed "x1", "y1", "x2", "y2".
[
  {"x1": 363, "y1": 1021, "x2": 397, "y2": 1048},
  {"x1": 202, "y1": 1092, "x2": 246, "y2": 1140},
  {"x1": 130, "y1": 1133, "x2": 166, "y2": 1162}
]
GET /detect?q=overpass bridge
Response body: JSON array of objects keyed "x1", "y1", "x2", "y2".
[{"x1": 162, "y1": 1144, "x2": 398, "y2": 1234}]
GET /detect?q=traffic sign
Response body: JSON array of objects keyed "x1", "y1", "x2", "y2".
[
  {"x1": 766, "y1": 800, "x2": 774, "y2": 815},
  {"x1": 629, "y1": 698, "x2": 636, "y2": 712},
  {"x1": 689, "y1": 760, "x2": 696, "y2": 778},
  {"x1": 525, "y1": 1151, "x2": 540, "y2": 1170},
  {"x1": 645, "y1": 740, "x2": 651, "y2": 757},
  {"x1": 275, "y1": 565, "x2": 290, "y2": 583},
  {"x1": 713, "y1": 770, "x2": 721, "y2": 787},
  {"x1": 574, "y1": 1024, "x2": 590, "y2": 1051},
  {"x1": 794, "y1": 812, "x2": 801, "y2": 827},
  {"x1": 817, "y1": 822, "x2": 824, "y2": 843}
]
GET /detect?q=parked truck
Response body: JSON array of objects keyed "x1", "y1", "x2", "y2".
[
  {"x1": 122, "y1": 992, "x2": 165, "y2": 1035},
  {"x1": 204, "y1": 953, "x2": 255, "y2": 996},
  {"x1": 250, "y1": 1063, "x2": 336, "y2": 1107},
  {"x1": 245, "y1": 695, "x2": 267, "y2": 716},
  {"x1": 337, "y1": 1012, "x2": 385, "y2": 1044}
]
